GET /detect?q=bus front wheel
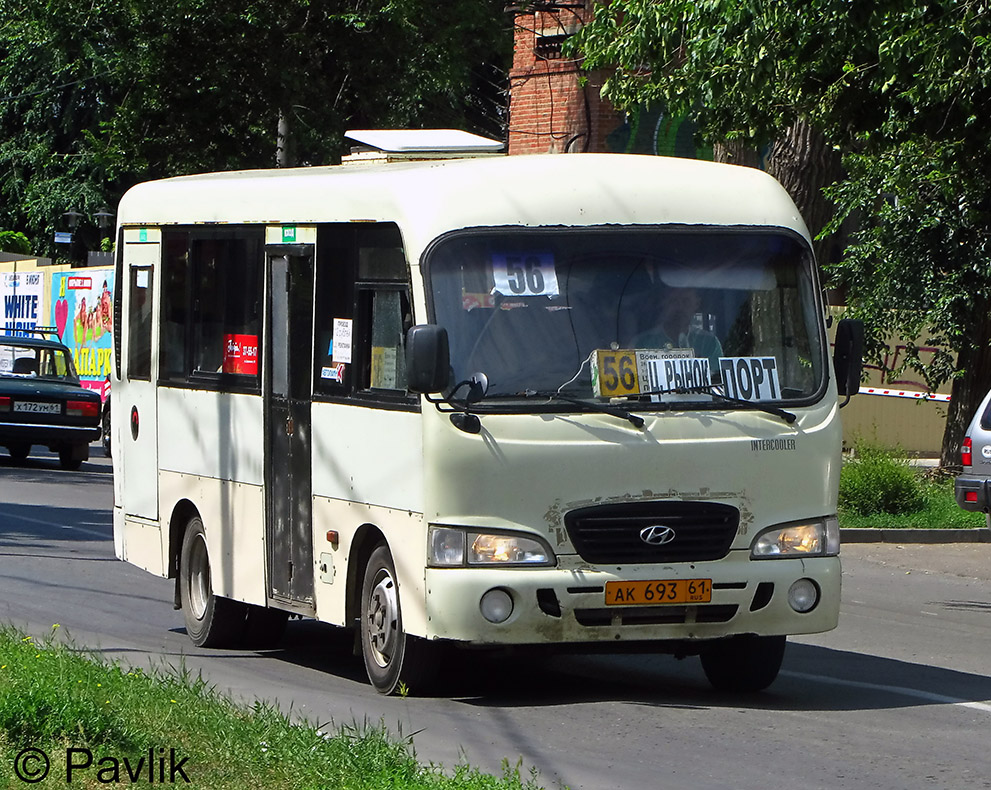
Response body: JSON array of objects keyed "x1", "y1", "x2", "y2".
[
  {"x1": 179, "y1": 516, "x2": 247, "y2": 648},
  {"x1": 360, "y1": 544, "x2": 439, "y2": 695},
  {"x1": 700, "y1": 634, "x2": 786, "y2": 693}
]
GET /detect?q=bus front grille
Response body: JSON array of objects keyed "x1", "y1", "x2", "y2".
[{"x1": 564, "y1": 501, "x2": 740, "y2": 564}]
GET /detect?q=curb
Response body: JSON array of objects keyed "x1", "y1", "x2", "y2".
[{"x1": 840, "y1": 528, "x2": 991, "y2": 544}]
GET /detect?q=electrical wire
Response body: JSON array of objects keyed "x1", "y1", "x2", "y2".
[{"x1": 0, "y1": 72, "x2": 113, "y2": 103}]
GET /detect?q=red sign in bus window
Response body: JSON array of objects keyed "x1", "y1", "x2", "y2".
[{"x1": 222, "y1": 334, "x2": 259, "y2": 375}]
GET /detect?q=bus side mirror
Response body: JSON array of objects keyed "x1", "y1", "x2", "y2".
[
  {"x1": 406, "y1": 324, "x2": 451, "y2": 394},
  {"x1": 833, "y1": 318, "x2": 864, "y2": 401}
]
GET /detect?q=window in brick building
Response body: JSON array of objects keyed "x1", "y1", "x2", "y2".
[{"x1": 534, "y1": 33, "x2": 568, "y2": 60}]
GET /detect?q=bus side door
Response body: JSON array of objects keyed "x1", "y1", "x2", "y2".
[
  {"x1": 264, "y1": 239, "x2": 315, "y2": 609},
  {"x1": 120, "y1": 230, "x2": 160, "y2": 522}
]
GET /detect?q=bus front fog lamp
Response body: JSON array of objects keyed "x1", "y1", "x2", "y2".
[
  {"x1": 751, "y1": 517, "x2": 839, "y2": 558},
  {"x1": 480, "y1": 588, "x2": 514, "y2": 623},
  {"x1": 788, "y1": 578, "x2": 820, "y2": 612}
]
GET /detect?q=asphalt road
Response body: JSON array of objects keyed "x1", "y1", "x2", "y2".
[{"x1": 2, "y1": 451, "x2": 990, "y2": 789}]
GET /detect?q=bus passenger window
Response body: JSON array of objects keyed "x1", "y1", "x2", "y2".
[
  {"x1": 366, "y1": 289, "x2": 410, "y2": 391},
  {"x1": 311, "y1": 223, "x2": 413, "y2": 403},
  {"x1": 160, "y1": 234, "x2": 189, "y2": 381},
  {"x1": 128, "y1": 266, "x2": 153, "y2": 381},
  {"x1": 160, "y1": 229, "x2": 263, "y2": 389}
]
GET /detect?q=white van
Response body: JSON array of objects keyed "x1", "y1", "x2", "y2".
[{"x1": 111, "y1": 131, "x2": 863, "y2": 694}]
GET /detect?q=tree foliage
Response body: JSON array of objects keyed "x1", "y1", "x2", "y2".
[
  {"x1": 575, "y1": 0, "x2": 991, "y2": 465},
  {"x1": 0, "y1": 0, "x2": 510, "y2": 256},
  {"x1": 0, "y1": 230, "x2": 31, "y2": 255}
]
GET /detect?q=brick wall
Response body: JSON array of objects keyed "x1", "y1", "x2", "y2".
[{"x1": 508, "y1": 3, "x2": 624, "y2": 155}]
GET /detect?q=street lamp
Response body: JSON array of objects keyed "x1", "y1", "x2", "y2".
[
  {"x1": 62, "y1": 210, "x2": 85, "y2": 230},
  {"x1": 56, "y1": 208, "x2": 116, "y2": 265},
  {"x1": 93, "y1": 209, "x2": 114, "y2": 232}
]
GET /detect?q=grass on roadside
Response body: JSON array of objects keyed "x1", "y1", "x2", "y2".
[
  {"x1": 0, "y1": 625, "x2": 547, "y2": 790},
  {"x1": 838, "y1": 439, "x2": 985, "y2": 529},
  {"x1": 839, "y1": 476, "x2": 985, "y2": 528}
]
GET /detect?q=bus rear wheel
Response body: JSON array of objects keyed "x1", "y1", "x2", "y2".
[
  {"x1": 179, "y1": 516, "x2": 248, "y2": 647},
  {"x1": 700, "y1": 634, "x2": 786, "y2": 693},
  {"x1": 360, "y1": 544, "x2": 439, "y2": 695}
]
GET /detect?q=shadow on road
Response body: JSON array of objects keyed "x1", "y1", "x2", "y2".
[
  {"x1": 0, "y1": 453, "x2": 111, "y2": 479},
  {"x1": 183, "y1": 618, "x2": 991, "y2": 716},
  {"x1": 1, "y1": 502, "x2": 112, "y2": 546},
  {"x1": 436, "y1": 641, "x2": 991, "y2": 715}
]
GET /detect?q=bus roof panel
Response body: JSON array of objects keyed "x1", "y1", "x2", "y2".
[{"x1": 116, "y1": 154, "x2": 810, "y2": 261}]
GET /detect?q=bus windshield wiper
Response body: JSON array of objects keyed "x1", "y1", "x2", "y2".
[
  {"x1": 521, "y1": 390, "x2": 646, "y2": 429},
  {"x1": 641, "y1": 385, "x2": 797, "y2": 424}
]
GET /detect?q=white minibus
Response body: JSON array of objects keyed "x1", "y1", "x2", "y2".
[{"x1": 111, "y1": 130, "x2": 862, "y2": 694}]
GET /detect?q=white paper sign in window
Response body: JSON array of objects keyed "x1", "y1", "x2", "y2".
[
  {"x1": 332, "y1": 318, "x2": 353, "y2": 364},
  {"x1": 491, "y1": 252, "x2": 560, "y2": 297},
  {"x1": 718, "y1": 357, "x2": 781, "y2": 401}
]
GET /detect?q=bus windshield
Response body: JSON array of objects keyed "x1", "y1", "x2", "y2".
[{"x1": 426, "y1": 228, "x2": 825, "y2": 408}]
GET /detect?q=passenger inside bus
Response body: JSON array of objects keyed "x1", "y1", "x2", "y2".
[{"x1": 630, "y1": 286, "x2": 723, "y2": 369}]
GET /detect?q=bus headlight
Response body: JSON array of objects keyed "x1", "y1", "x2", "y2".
[
  {"x1": 428, "y1": 526, "x2": 555, "y2": 567},
  {"x1": 750, "y1": 517, "x2": 840, "y2": 559}
]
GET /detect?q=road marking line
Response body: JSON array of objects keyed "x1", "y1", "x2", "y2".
[
  {"x1": 784, "y1": 670, "x2": 991, "y2": 714},
  {"x1": 9, "y1": 512, "x2": 110, "y2": 540}
]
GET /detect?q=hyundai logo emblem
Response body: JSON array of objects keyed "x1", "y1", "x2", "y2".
[{"x1": 640, "y1": 525, "x2": 676, "y2": 546}]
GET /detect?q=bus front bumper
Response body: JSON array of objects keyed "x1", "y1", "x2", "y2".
[{"x1": 422, "y1": 552, "x2": 840, "y2": 647}]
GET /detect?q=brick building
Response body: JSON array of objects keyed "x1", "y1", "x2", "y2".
[
  {"x1": 508, "y1": 2, "x2": 616, "y2": 154},
  {"x1": 507, "y1": 2, "x2": 709, "y2": 158}
]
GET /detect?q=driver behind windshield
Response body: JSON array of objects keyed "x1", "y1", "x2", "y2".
[{"x1": 630, "y1": 286, "x2": 723, "y2": 369}]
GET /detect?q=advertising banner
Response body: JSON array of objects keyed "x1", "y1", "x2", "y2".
[
  {"x1": 222, "y1": 333, "x2": 259, "y2": 375},
  {"x1": 50, "y1": 268, "x2": 114, "y2": 400},
  {"x1": 1, "y1": 270, "x2": 45, "y2": 337}
]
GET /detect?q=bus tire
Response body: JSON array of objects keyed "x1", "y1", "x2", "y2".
[
  {"x1": 179, "y1": 516, "x2": 247, "y2": 648},
  {"x1": 360, "y1": 543, "x2": 438, "y2": 695},
  {"x1": 102, "y1": 409, "x2": 111, "y2": 458},
  {"x1": 700, "y1": 634, "x2": 786, "y2": 693}
]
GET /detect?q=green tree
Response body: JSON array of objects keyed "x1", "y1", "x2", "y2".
[
  {"x1": 574, "y1": 0, "x2": 991, "y2": 466},
  {"x1": 0, "y1": 230, "x2": 31, "y2": 255},
  {"x1": 0, "y1": 0, "x2": 509, "y2": 255}
]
